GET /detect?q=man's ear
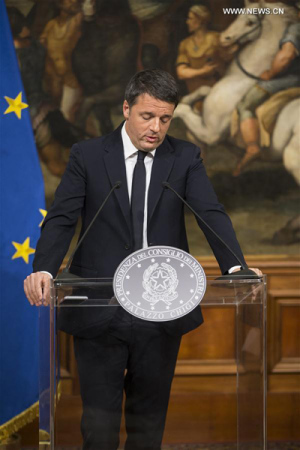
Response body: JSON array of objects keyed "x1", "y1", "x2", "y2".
[{"x1": 123, "y1": 100, "x2": 130, "y2": 120}]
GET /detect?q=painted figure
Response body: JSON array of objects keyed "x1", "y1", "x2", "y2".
[
  {"x1": 234, "y1": 15, "x2": 300, "y2": 175},
  {"x1": 73, "y1": 0, "x2": 140, "y2": 135},
  {"x1": 8, "y1": 7, "x2": 82, "y2": 178},
  {"x1": 173, "y1": 2, "x2": 298, "y2": 167},
  {"x1": 176, "y1": 5, "x2": 227, "y2": 110},
  {"x1": 39, "y1": 0, "x2": 94, "y2": 122}
]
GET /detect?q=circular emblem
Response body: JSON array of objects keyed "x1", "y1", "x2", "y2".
[{"x1": 113, "y1": 246, "x2": 206, "y2": 322}]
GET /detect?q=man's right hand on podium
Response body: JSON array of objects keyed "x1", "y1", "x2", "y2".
[{"x1": 24, "y1": 272, "x2": 51, "y2": 306}]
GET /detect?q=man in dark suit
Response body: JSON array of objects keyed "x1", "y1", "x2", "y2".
[{"x1": 24, "y1": 69, "x2": 261, "y2": 449}]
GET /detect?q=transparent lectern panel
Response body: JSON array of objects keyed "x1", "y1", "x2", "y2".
[
  {"x1": 39, "y1": 303, "x2": 51, "y2": 448},
  {"x1": 39, "y1": 278, "x2": 119, "y2": 449},
  {"x1": 39, "y1": 276, "x2": 266, "y2": 450},
  {"x1": 236, "y1": 280, "x2": 267, "y2": 449}
]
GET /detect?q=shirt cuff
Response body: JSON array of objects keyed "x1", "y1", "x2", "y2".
[
  {"x1": 228, "y1": 265, "x2": 241, "y2": 274},
  {"x1": 40, "y1": 271, "x2": 53, "y2": 279}
]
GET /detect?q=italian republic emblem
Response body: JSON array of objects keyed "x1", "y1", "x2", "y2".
[{"x1": 113, "y1": 246, "x2": 206, "y2": 322}]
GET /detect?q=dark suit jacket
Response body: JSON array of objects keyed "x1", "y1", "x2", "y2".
[{"x1": 33, "y1": 123, "x2": 246, "y2": 336}]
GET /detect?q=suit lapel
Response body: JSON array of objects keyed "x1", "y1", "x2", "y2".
[
  {"x1": 148, "y1": 138, "x2": 175, "y2": 225},
  {"x1": 103, "y1": 124, "x2": 131, "y2": 234}
]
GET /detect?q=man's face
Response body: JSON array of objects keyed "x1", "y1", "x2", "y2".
[
  {"x1": 186, "y1": 12, "x2": 201, "y2": 33},
  {"x1": 61, "y1": 0, "x2": 79, "y2": 15},
  {"x1": 123, "y1": 94, "x2": 175, "y2": 152}
]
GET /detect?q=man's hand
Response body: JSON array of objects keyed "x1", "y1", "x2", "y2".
[
  {"x1": 199, "y1": 62, "x2": 218, "y2": 76},
  {"x1": 177, "y1": 62, "x2": 218, "y2": 80},
  {"x1": 231, "y1": 267, "x2": 263, "y2": 277},
  {"x1": 260, "y1": 42, "x2": 297, "y2": 82},
  {"x1": 260, "y1": 70, "x2": 273, "y2": 81},
  {"x1": 248, "y1": 267, "x2": 263, "y2": 277},
  {"x1": 226, "y1": 43, "x2": 239, "y2": 55},
  {"x1": 24, "y1": 272, "x2": 51, "y2": 306},
  {"x1": 231, "y1": 267, "x2": 264, "y2": 301}
]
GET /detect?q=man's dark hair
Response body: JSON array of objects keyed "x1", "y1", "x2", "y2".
[{"x1": 124, "y1": 69, "x2": 179, "y2": 108}]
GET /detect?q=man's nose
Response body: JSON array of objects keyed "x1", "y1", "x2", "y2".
[{"x1": 150, "y1": 118, "x2": 160, "y2": 133}]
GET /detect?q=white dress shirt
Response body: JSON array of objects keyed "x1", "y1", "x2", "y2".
[{"x1": 121, "y1": 122, "x2": 155, "y2": 249}]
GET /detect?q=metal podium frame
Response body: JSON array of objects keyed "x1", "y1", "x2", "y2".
[{"x1": 39, "y1": 276, "x2": 267, "y2": 449}]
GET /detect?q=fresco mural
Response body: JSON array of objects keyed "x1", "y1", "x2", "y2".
[{"x1": 5, "y1": 0, "x2": 300, "y2": 256}]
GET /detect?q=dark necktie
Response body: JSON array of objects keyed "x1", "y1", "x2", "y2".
[{"x1": 131, "y1": 150, "x2": 147, "y2": 251}]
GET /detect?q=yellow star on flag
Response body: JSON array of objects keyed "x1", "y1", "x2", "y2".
[
  {"x1": 39, "y1": 208, "x2": 47, "y2": 227},
  {"x1": 4, "y1": 92, "x2": 28, "y2": 119},
  {"x1": 12, "y1": 237, "x2": 35, "y2": 264}
]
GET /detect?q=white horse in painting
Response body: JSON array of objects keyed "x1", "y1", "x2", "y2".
[
  {"x1": 174, "y1": 2, "x2": 300, "y2": 244},
  {"x1": 173, "y1": 1, "x2": 297, "y2": 145}
]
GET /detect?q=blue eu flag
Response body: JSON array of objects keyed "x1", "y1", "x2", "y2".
[{"x1": 0, "y1": 1, "x2": 46, "y2": 439}]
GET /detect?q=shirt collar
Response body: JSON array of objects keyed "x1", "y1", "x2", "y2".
[{"x1": 121, "y1": 122, "x2": 156, "y2": 160}]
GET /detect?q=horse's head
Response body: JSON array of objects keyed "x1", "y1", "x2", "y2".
[
  {"x1": 220, "y1": 4, "x2": 262, "y2": 47},
  {"x1": 220, "y1": 2, "x2": 298, "y2": 47}
]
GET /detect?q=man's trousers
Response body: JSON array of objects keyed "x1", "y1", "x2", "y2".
[{"x1": 74, "y1": 310, "x2": 181, "y2": 450}]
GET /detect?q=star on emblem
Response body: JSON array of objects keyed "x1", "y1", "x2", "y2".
[
  {"x1": 190, "y1": 289, "x2": 194, "y2": 293},
  {"x1": 180, "y1": 300, "x2": 183, "y2": 304},
  {"x1": 126, "y1": 275, "x2": 130, "y2": 279},
  {"x1": 166, "y1": 258, "x2": 170, "y2": 262},
  {"x1": 150, "y1": 269, "x2": 170, "y2": 291},
  {"x1": 137, "y1": 264, "x2": 141, "y2": 268},
  {"x1": 180, "y1": 263, "x2": 184, "y2": 267},
  {"x1": 190, "y1": 274, "x2": 194, "y2": 278},
  {"x1": 126, "y1": 291, "x2": 130, "y2": 295},
  {"x1": 4, "y1": 92, "x2": 28, "y2": 119},
  {"x1": 151, "y1": 258, "x2": 155, "y2": 263},
  {"x1": 12, "y1": 237, "x2": 35, "y2": 263},
  {"x1": 39, "y1": 208, "x2": 47, "y2": 227}
]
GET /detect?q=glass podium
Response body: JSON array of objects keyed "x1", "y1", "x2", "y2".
[{"x1": 39, "y1": 276, "x2": 267, "y2": 449}]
